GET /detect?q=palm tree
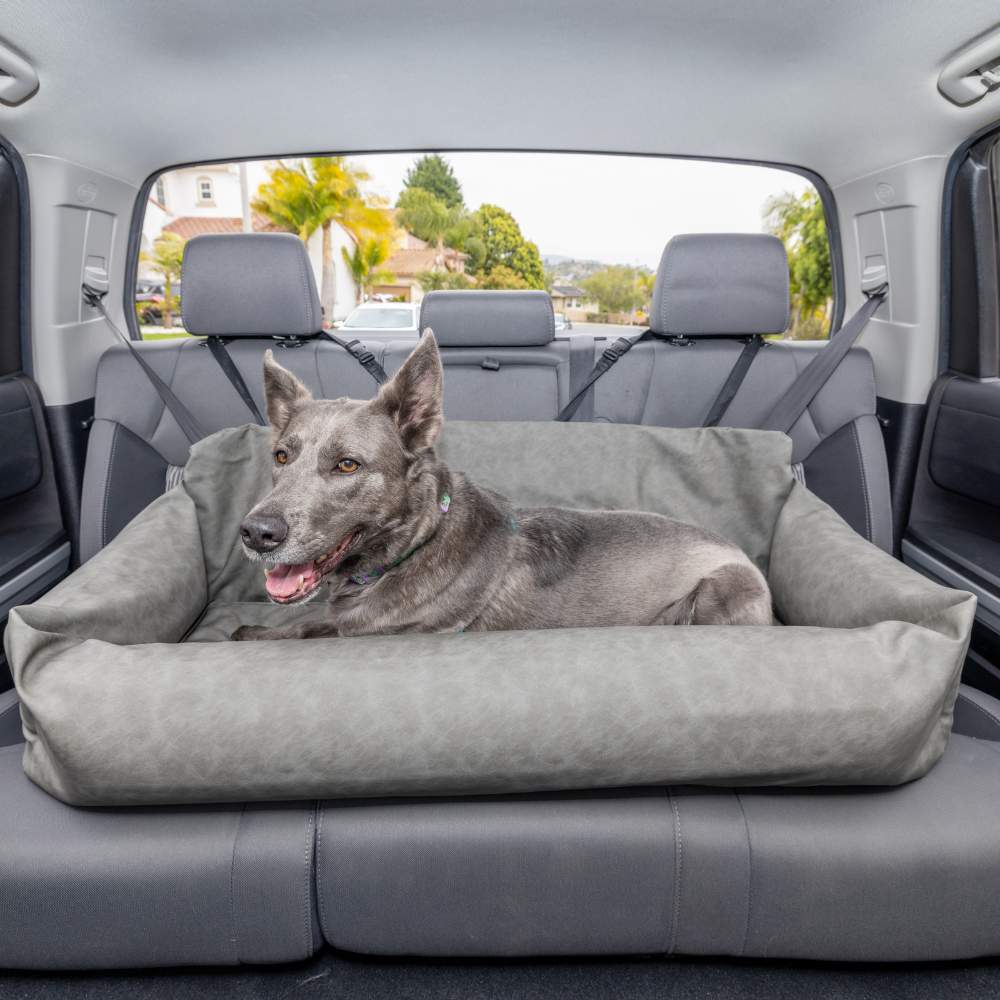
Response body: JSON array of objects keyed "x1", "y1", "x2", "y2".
[
  {"x1": 141, "y1": 232, "x2": 186, "y2": 329},
  {"x1": 341, "y1": 238, "x2": 394, "y2": 304},
  {"x1": 253, "y1": 157, "x2": 392, "y2": 320}
]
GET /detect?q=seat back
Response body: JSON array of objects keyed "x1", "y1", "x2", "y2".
[
  {"x1": 80, "y1": 233, "x2": 892, "y2": 561},
  {"x1": 582, "y1": 232, "x2": 891, "y2": 549},
  {"x1": 413, "y1": 290, "x2": 595, "y2": 420}
]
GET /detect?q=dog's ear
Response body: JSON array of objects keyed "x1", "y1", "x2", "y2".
[
  {"x1": 263, "y1": 349, "x2": 312, "y2": 432},
  {"x1": 375, "y1": 329, "x2": 443, "y2": 452}
]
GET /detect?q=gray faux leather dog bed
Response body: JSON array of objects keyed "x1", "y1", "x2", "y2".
[{"x1": 5, "y1": 421, "x2": 975, "y2": 806}]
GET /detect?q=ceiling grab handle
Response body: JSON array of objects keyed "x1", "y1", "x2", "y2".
[
  {"x1": 939, "y1": 24, "x2": 1000, "y2": 106},
  {"x1": 0, "y1": 38, "x2": 38, "y2": 106}
]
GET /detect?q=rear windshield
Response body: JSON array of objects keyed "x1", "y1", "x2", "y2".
[{"x1": 136, "y1": 152, "x2": 832, "y2": 340}]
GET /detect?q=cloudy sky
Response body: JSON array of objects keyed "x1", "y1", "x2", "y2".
[{"x1": 247, "y1": 152, "x2": 811, "y2": 270}]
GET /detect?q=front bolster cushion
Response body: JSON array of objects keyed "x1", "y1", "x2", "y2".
[
  {"x1": 0, "y1": 745, "x2": 319, "y2": 969},
  {"x1": 5, "y1": 423, "x2": 975, "y2": 805}
]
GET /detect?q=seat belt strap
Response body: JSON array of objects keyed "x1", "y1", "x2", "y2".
[
  {"x1": 205, "y1": 336, "x2": 266, "y2": 425},
  {"x1": 319, "y1": 331, "x2": 388, "y2": 386},
  {"x1": 702, "y1": 335, "x2": 764, "y2": 427},
  {"x1": 82, "y1": 284, "x2": 207, "y2": 445},
  {"x1": 557, "y1": 331, "x2": 647, "y2": 422},
  {"x1": 759, "y1": 285, "x2": 888, "y2": 435}
]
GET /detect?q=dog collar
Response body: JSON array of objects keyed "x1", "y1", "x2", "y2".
[{"x1": 347, "y1": 493, "x2": 451, "y2": 586}]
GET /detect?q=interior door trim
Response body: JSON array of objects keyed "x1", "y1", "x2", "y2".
[{"x1": 0, "y1": 541, "x2": 70, "y2": 619}]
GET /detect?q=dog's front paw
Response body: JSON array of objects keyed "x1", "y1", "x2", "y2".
[{"x1": 231, "y1": 624, "x2": 269, "y2": 641}]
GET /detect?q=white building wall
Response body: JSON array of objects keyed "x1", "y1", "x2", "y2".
[
  {"x1": 305, "y1": 225, "x2": 360, "y2": 323},
  {"x1": 159, "y1": 165, "x2": 245, "y2": 218}
]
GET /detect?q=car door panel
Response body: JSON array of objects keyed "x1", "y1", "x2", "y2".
[
  {"x1": 0, "y1": 139, "x2": 69, "y2": 690},
  {"x1": 903, "y1": 134, "x2": 1000, "y2": 689}
]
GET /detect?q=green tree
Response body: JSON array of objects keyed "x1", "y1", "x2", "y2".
[
  {"x1": 476, "y1": 264, "x2": 531, "y2": 290},
  {"x1": 341, "y1": 237, "x2": 394, "y2": 303},
  {"x1": 252, "y1": 157, "x2": 391, "y2": 320},
  {"x1": 395, "y1": 187, "x2": 462, "y2": 265},
  {"x1": 142, "y1": 231, "x2": 185, "y2": 329},
  {"x1": 403, "y1": 154, "x2": 464, "y2": 208},
  {"x1": 636, "y1": 269, "x2": 656, "y2": 314},
  {"x1": 416, "y1": 270, "x2": 473, "y2": 292},
  {"x1": 475, "y1": 204, "x2": 545, "y2": 289},
  {"x1": 764, "y1": 189, "x2": 832, "y2": 339},
  {"x1": 582, "y1": 265, "x2": 646, "y2": 320}
]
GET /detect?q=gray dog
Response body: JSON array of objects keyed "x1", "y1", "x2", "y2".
[{"x1": 232, "y1": 331, "x2": 772, "y2": 640}]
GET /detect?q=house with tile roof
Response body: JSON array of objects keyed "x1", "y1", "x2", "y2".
[
  {"x1": 372, "y1": 231, "x2": 469, "y2": 304},
  {"x1": 549, "y1": 283, "x2": 597, "y2": 321},
  {"x1": 141, "y1": 164, "x2": 360, "y2": 321}
]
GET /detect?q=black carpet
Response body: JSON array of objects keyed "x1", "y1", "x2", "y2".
[{"x1": 6, "y1": 952, "x2": 1000, "y2": 1000}]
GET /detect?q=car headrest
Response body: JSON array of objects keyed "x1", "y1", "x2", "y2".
[
  {"x1": 181, "y1": 233, "x2": 322, "y2": 337},
  {"x1": 649, "y1": 233, "x2": 790, "y2": 336},
  {"x1": 419, "y1": 290, "x2": 554, "y2": 347}
]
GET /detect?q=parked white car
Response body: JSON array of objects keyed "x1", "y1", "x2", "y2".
[{"x1": 336, "y1": 302, "x2": 420, "y2": 336}]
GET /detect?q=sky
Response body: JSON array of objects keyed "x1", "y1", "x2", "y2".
[{"x1": 245, "y1": 152, "x2": 811, "y2": 270}]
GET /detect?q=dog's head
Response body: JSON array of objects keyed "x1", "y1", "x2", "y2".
[{"x1": 240, "y1": 330, "x2": 445, "y2": 604}]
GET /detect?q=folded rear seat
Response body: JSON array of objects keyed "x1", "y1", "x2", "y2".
[
  {"x1": 0, "y1": 739, "x2": 320, "y2": 969},
  {"x1": 316, "y1": 729, "x2": 1000, "y2": 962}
]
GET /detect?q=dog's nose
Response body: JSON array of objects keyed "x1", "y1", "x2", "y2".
[{"x1": 240, "y1": 513, "x2": 288, "y2": 552}]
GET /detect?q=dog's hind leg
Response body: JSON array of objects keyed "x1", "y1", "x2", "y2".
[{"x1": 657, "y1": 561, "x2": 773, "y2": 626}]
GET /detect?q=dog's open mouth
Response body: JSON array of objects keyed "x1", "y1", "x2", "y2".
[{"x1": 263, "y1": 531, "x2": 358, "y2": 604}]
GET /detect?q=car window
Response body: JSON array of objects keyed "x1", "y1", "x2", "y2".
[{"x1": 134, "y1": 153, "x2": 832, "y2": 341}]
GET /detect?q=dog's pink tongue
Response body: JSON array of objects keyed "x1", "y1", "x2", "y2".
[{"x1": 265, "y1": 562, "x2": 314, "y2": 600}]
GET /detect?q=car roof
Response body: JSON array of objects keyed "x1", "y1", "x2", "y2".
[{"x1": 2, "y1": 1, "x2": 999, "y2": 188}]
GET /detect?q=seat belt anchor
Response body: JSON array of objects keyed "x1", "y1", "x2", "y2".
[{"x1": 81, "y1": 283, "x2": 108, "y2": 309}]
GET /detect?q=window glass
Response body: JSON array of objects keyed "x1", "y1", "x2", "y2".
[{"x1": 135, "y1": 153, "x2": 832, "y2": 340}]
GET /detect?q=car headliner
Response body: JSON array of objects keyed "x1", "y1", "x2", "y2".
[{"x1": 0, "y1": 0, "x2": 999, "y2": 188}]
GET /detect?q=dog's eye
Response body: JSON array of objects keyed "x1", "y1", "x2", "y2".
[
  {"x1": 274, "y1": 449, "x2": 289, "y2": 466},
  {"x1": 335, "y1": 458, "x2": 360, "y2": 474}
]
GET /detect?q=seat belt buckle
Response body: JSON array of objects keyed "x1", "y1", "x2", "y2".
[
  {"x1": 601, "y1": 337, "x2": 634, "y2": 363},
  {"x1": 346, "y1": 339, "x2": 376, "y2": 367}
]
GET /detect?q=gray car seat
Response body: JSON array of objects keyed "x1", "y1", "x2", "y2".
[
  {"x1": 409, "y1": 290, "x2": 595, "y2": 420},
  {"x1": 80, "y1": 234, "x2": 890, "y2": 560},
  {"x1": 584, "y1": 234, "x2": 893, "y2": 551}
]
